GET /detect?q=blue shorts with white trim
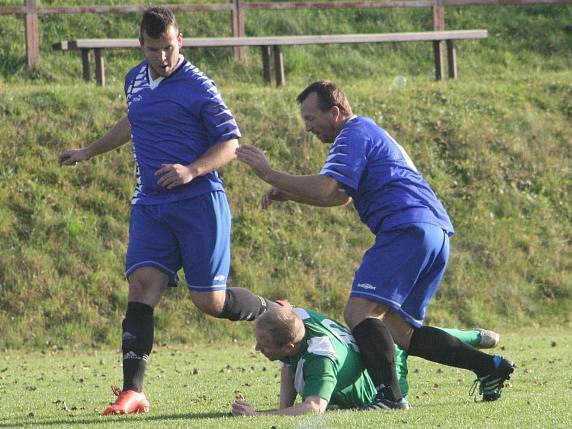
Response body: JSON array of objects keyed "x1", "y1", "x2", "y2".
[
  {"x1": 350, "y1": 223, "x2": 449, "y2": 327},
  {"x1": 125, "y1": 191, "x2": 231, "y2": 292}
]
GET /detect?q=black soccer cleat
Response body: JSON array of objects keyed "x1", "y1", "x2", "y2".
[
  {"x1": 362, "y1": 387, "x2": 411, "y2": 411},
  {"x1": 470, "y1": 354, "x2": 515, "y2": 401}
]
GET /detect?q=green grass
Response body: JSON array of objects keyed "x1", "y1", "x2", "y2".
[
  {"x1": 0, "y1": 327, "x2": 571, "y2": 428},
  {"x1": 1, "y1": 72, "x2": 570, "y2": 349},
  {"x1": 0, "y1": 4, "x2": 571, "y2": 348}
]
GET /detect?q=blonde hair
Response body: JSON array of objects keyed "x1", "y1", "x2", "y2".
[{"x1": 255, "y1": 308, "x2": 305, "y2": 347}]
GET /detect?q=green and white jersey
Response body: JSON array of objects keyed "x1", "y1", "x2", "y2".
[{"x1": 281, "y1": 308, "x2": 377, "y2": 408}]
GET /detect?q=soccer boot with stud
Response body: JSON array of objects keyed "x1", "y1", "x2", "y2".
[
  {"x1": 470, "y1": 354, "x2": 515, "y2": 401},
  {"x1": 362, "y1": 386, "x2": 411, "y2": 411},
  {"x1": 102, "y1": 384, "x2": 150, "y2": 415}
]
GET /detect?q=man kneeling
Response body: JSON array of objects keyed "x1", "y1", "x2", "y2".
[{"x1": 231, "y1": 307, "x2": 498, "y2": 416}]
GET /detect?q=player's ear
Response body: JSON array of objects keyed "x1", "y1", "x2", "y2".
[{"x1": 330, "y1": 105, "x2": 341, "y2": 121}]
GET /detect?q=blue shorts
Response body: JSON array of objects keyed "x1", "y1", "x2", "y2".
[
  {"x1": 125, "y1": 191, "x2": 231, "y2": 292},
  {"x1": 350, "y1": 223, "x2": 449, "y2": 327}
]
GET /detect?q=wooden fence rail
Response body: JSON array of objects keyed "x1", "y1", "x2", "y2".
[{"x1": 1, "y1": 0, "x2": 571, "y2": 68}]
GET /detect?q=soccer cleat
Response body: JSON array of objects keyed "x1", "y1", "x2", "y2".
[
  {"x1": 470, "y1": 355, "x2": 515, "y2": 401},
  {"x1": 475, "y1": 328, "x2": 500, "y2": 349},
  {"x1": 102, "y1": 384, "x2": 150, "y2": 415},
  {"x1": 362, "y1": 387, "x2": 411, "y2": 411}
]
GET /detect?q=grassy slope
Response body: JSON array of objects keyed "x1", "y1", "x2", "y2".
[{"x1": 0, "y1": 3, "x2": 571, "y2": 348}]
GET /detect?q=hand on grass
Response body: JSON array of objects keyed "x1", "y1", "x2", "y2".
[
  {"x1": 58, "y1": 148, "x2": 89, "y2": 166},
  {"x1": 231, "y1": 400, "x2": 256, "y2": 417}
]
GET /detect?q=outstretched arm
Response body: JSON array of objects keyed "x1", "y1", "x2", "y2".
[
  {"x1": 237, "y1": 144, "x2": 350, "y2": 207},
  {"x1": 59, "y1": 116, "x2": 131, "y2": 166},
  {"x1": 155, "y1": 138, "x2": 239, "y2": 189},
  {"x1": 232, "y1": 396, "x2": 328, "y2": 417},
  {"x1": 231, "y1": 366, "x2": 328, "y2": 417}
]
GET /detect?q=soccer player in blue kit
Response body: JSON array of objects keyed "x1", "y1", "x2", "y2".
[
  {"x1": 59, "y1": 7, "x2": 279, "y2": 415},
  {"x1": 237, "y1": 81, "x2": 515, "y2": 409}
]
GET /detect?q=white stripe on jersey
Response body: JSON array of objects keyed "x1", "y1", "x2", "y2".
[
  {"x1": 294, "y1": 358, "x2": 306, "y2": 395},
  {"x1": 322, "y1": 161, "x2": 348, "y2": 170},
  {"x1": 382, "y1": 129, "x2": 418, "y2": 172},
  {"x1": 325, "y1": 152, "x2": 349, "y2": 162},
  {"x1": 307, "y1": 336, "x2": 337, "y2": 360}
]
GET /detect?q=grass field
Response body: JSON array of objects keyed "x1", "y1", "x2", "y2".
[
  {"x1": 1, "y1": 326, "x2": 570, "y2": 428},
  {"x1": 0, "y1": 5, "x2": 571, "y2": 428}
]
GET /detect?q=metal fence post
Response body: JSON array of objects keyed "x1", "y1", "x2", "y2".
[
  {"x1": 231, "y1": 0, "x2": 246, "y2": 60},
  {"x1": 25, "y1": 0, "x2": 40, "y2": 68}
]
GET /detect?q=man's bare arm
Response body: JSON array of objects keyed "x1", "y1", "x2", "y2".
[
  {"x1": 232, "y1": 396, "x2": 328, "y2": 417},
  {"x1": 59, "y1": 116, "x2": 131, "y2": 165},
  {"x1": 155, "y1": 138, "x2": 238, "y2": 189}
]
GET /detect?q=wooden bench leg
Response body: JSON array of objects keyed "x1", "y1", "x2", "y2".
[
  {"x1": 273, "y1": 45, "x2": 285, "y2": 86},
  {"x1": 433, "y1": 40, "x2": 444, "y2": 81},
  {"x1": 261, "y1": 46, "x2": 271, "y2": 84},
  {"x1": 81, "y1": 49, "x2": 91, "y2": 82},
  {"x1": 446, "y1": 40, "x2": 458, "y2": 80},
  {"x1": 94, "y1": 48, "x2": 105, "y2": 86}
]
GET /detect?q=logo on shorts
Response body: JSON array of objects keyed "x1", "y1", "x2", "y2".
[
  {"x1": 214, "y1": 274, "x2": 226, "y2": 282},
  {"x1": 357, "y1": 283, "x2": 376, "y2": 291}
]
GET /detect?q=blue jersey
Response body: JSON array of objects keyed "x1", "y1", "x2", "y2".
[
  {"x1": 124, "y1": 58, "x2": 241, "y2": 205},
  {"x1": 320, "y1": 116, "x2": 454, "y2": 236}
]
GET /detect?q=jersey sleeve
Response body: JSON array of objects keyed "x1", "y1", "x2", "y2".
[
  {"x1": 319, "y1": 129, "x2": 367, "y2": 192},
  {"x1": 197, "y1": 82, "x2": 241, "y2": 146},
  {"x1": 301, "y1": 356, "x2": 338, "y2": 402}
]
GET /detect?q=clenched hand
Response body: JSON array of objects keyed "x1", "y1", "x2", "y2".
[{"x1": 155, "y1": 163, "x2": 195, "y2": 189}]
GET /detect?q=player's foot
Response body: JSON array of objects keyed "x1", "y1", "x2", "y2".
[
  {"x1": 470, "y1": 355, "x2": 515, "y2": 401},
  {"x1": 362, "y1": 387, "x2": 410, "y2": 411},
  {"x1": 102, "y1": 385, "x2": 150, "y2": 415},
  {"x1": 475, "y1": 328, "x2": 500, "y2": 349}
]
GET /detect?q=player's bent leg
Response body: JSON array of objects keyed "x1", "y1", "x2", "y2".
[
  {"x1": 193, "y1": 288, "x2": 281, "y2": 320},
  {"x1": 191, "y1": 289, "x2": 227, "y2": 317}
]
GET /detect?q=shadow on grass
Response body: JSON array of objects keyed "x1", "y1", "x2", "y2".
[{"x1": 0, "y1": 411, "x2": 232, "y2": 428}]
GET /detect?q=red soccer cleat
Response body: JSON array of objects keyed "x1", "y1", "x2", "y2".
[{"x1": 102, "y1": 384, "x2": 150, "y2": 415}]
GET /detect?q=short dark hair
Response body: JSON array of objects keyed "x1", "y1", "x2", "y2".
[
  {"x1": 296, "y1": 80, "x2": 353, "y2": 116},
  {"x1": 140, "y1": 7, "x2": 178, "y2": 41}
]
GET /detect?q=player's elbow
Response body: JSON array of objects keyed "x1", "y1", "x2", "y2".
[{"x1": 317, "y1": 189, "x2": 351, "y2": 207}]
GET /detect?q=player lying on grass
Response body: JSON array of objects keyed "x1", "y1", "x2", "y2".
[{"x1": 231, "y1": 307, "x2": 501, "y2": 416}]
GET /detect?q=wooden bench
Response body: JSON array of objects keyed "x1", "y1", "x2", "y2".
[{"x1": 53, "y1": 30, "x2": 488, "y2": 86}]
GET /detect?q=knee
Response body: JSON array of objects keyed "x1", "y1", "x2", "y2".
[
  {"x1": 127, "y1": 270, "x2": 168, "y2": 307},
  {"x1": 384, "y1": 312, "x2": 414, "y2": 349},
  {"x1": 191, "y1": 291, "x2": 226, "y2": 317}
]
